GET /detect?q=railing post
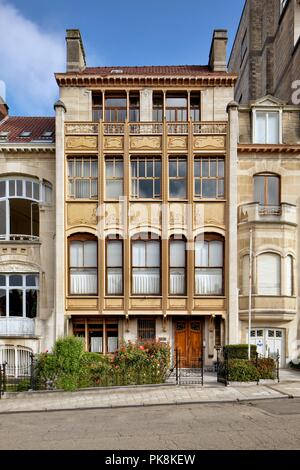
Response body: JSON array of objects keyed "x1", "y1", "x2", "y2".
[
  {"x1": 277, "y1": 351, "x2": 280, "y2": 383},
  {"x1": 3, "y1": 362, "x2": 6, "y2": 394},
  {"x1": 30, "y1": 353, "x2": 35, "y2": 390},
  {"x1": 225, "y1": 349, "x2": 229, "y2": 387},
  {"x1": 0, "y1": 364, "x2": 2, "y2": 398}
]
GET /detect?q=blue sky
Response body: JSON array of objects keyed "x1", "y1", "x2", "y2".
[{"x1": 0, "y1": 0, "x2": 245, "y2": 116}]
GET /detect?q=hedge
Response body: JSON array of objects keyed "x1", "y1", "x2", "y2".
[{"x1": 224, "y1": 344, "x2": 257, "y2": 360}]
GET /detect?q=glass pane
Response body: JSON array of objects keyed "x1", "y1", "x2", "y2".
[
  {"x1": 169, "y1": 160, "x2": 177, "y2": 177},
  {"x1": 105, "y1": 98, "x2": 126, "y2": 107},
  {"x1": 16, "y1": 180, "x2": 23, "y2": 196},
  {"x1": 107, "y1": 267, "x2": 123, "y2": 295},
  {"x1": 210, "y1": 160, "x2": 217, "y2": 177},
  {"x1": 195, "y1": 179, "x2": 201, "y2": 197},
  {"x1": 202, "y1": 160, "x2": 209, "y2": 177},
  {"x1": 218, "y1": 180, "x2": 225, "y2": 198},
  {"x1": 254, "y1": 176, "x2": 265, "y2": 205},
  {"x1": 9, "y1": 289, "x2": 23, "y2": 316},
  {"x1": 195, "y1": 240, "x2": 208, "y2": 267},
  {"x1": 91, "y1": 161, "x2": 98, "y2": 177},
  {"x1": 9, "y1": 275, "x2": 22, "y2": 286},
  {"x1": 132, "y1": 268, "x2": 160, "y2": 295},
  {"x1": 0, "y1": 275, "x2": 5, "y2": 286},
  {"x1": 33, "y1": 183, "x2": 40, "y2": 200},
  {"x1": 139, "y1": 160, "x2": 145, "y2": 177},
  {"x1": 75, "y1": 160, "x2": 82, "y2": 177},
  {"x1": 257, "y1": 253, "x2": 281, "y2": 295},
  {"x1": 0, "y1": 289, "x2": 6, "y2": 316},
  {"x1": 9, "y1": 180, "x2": 15, "y2": 196},
  {"x1": 267, "y1": 177, "x2": 279, "y2": 206},
  {"x1": 0, "y1": 180, "x2": 5, "y2": 198},
  {"x1": 70, "y1": 268, "x2": 97, "y2": 295},
  {"x1": 26, "y1": 290, "x2": 37, "y2": 318},
  {"x1": 170, "y1": 268, "x2": 185, "y2": 295},
  {"x1": 146, "y1": 241, "x2": 160, "y2": 267},
  {"x1": 139, "y1": 180, "x2": 153, "y2": 198},
  {"x1": 91, "y1": 180, "x2": 98, "y2": 198},
  {"x1": 84, "y1": 241, "x2": 97, "y2": 267},
  {"x1": 68, "y1": 160, "x2": 74, "y2": 177},
  {"x1": 194, "y1": 161, "x2": 201, "y2": 178},
  {"x1": 155, "y1": 161, "x2": 161, "y2": 177},
  {"x1": 10, "y1": 199, "x2": 33, "y2": 236},
  {"x1": 0, "y1": 200, "x2": 6, "y2": 235},
  {"x1": 170, "y1": 240, "x2": 185, "y2": 267},
  {"x1": 267, "y1": 113, "x2": 279, "y2": 144},
  {"x1": 209, "y1": 241, "x2": 223, "y2": 267},
  {"x1": 83, "y1": 161, "x2": 90, "y2": 177},
  {"x1": 146, "y1": 161, "x2": 153, "y2": 177},
  {"x1": 256, "y1": 113, "x2": 266, "y2": 143},
  {"x1": 169, "y1": 179, "x2": 186, "y2": 199},
  {"x1": 131, "y1": 161, "x2": 138, "y2": 178},
  {"x1": 70, "y1": 241, "x2": 83, "y2": 267},
  {"x1": 26, "y1": 275, "x2": 38, "y2": 287},
  {"x1": 26, "y1": 181, "x2": 32, "y2": 199},
  {"x1": 195, "y1": 268, "x2": 223, "y2": 295},
  {"x1": 166, "y1": 97, "x2": 187, "y2": 106},
  {"x1": 218, "y1": 160, "x2": 225, "y2": 177},
  {"x1": 132, "y1": 241, "x2": 146, "y2": 267},
  {"x1": 75, "y1": 180, "x2": 90, "y2": 198},
  {"x1": 202, "y1": 179, "x2": 217, "y2": 198},
  {"x1": 107, "y1": 241, "x2": 122, "y2": 267},
  {"x1": 106, "y1": 180, "x2": 123, "y2": 199},
  {"x1": 115, "y1": 161, "x2": 123, "y2": 177},
  {"x1": 178, "y1": 160, "x2": 187, "y2": 177},
  {"x1": 155, "y1": 179, "x2": 161, "y2": 198}
]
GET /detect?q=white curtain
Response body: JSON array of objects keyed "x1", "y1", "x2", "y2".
[
  {"x1": 257, "y1": 253, "x2": 281, "y2": 295},
  {"x1": 132, "y1": 268, "x2": 160, "y2": 295},
  {"x1": 286, "y1": 256, "x2": 293, "y2": 296},
  {"x1": 170, "y1": 270, "x2": 185, "y2": 295},
  {"x1": 75, "y1": 179, "x2": 90, "y2": 198},
  {"x1": 70, "y1": 270, "x2": 97, "y2": 294},
  {"x1": 107, "y1": 268, "x2": 123, "y2": 295},
  {"x1": 195, "y1": 269, "x2": 223, "y2": 295},
  {"x1": 91, "y1": 337, "x2": 102, "y2": 353}
]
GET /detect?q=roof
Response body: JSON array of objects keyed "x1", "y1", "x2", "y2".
[
  {"x1": 0, "y1": 116, "x2": 55, "y2": 143},
  {"x1": 64, "y1": 65, "x2": 233, "y2": 77}
]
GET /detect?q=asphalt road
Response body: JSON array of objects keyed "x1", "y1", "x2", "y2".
[{"x1": 0, "y1": 399, "x2": 300, "y2": 450}]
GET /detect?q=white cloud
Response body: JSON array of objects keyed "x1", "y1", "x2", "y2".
[{"x1": 0, "y1": 1, "x2": 65, "y2": 115}]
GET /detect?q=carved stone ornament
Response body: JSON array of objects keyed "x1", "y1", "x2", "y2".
[
  {"x1": 66, "y1": 136, "x2": 98, "y2": 150},
  {"x1": 67, "y1": 204, "x2": 98, "y2": 226},
  {"x1": 194, "y1": 136, "x2": 225, "y2": 150},
  {"x1": 130, "y1": 136, "x2": 161, "y2": 150},
  {"x1": 104, "y1": 137, "x2": 123, "y2": 149},
  {"x1": 168, "y1": 136, "x2": 187, "y2": 149}
]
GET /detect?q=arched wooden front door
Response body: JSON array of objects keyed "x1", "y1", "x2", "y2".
[{"x1": 174, "y1": 320, "x2": 202, "y2": 368}]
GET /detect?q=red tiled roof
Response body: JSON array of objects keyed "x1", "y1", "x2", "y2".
[
  {"x1": 0, "y1": 116, "x2": 55, "y2": 143},
  {"x1": 67, "y1": 65, "x2": 232, "y2": 77}
]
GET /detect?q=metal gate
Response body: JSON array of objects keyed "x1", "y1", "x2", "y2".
[
  {"x1": 0, "y1": 363, "x2": 6, "y2": 398},
  {"x1": 167, "y1": 347, "x2": 204, "y2": 386}
]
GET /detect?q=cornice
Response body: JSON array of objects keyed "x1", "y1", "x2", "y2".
[
  {"x1": 238, "y1": 144, "x2": 300, "y2": 154},
  {"x1": 55, "y1": 74, "x2": 237, "y2": 88},
  {"x1": 0, "y1": 144, "x2": 55, "y2": 154}
]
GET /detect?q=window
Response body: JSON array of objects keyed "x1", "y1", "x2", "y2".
[
  {"x1": 68, "y1": 157, "x2": 98, "y2": 199},
  {"x1": 190, "y1": 93, "x2": 201, "y2": 121},
  {"x1": 106, "y1": 237, "x2": 123, "y2": 296},
  {"x1": 92, "y1": 94, "x2": 102, "y2": 121},
  {"x1": 69, "y1": 235, "x2": 98, "y2": 295},
  {"x1": 257, "y1": 253, "x2": 281, "y2": 296},
  {"x1": 0, "y1": 274, "x2": 38, "y2": 318},
  {"x1": 169, "y1": 157, "x2": 187, "y2": 199},
  {"x1": 73, "y1": 319, "x2": 119, "y2": 354},
  {"x1": 153, "y1": 93, "x2": 163, "y2": 122},
  {"x1": 242, "y1": 255, "x2": 250, "y2": 295},
  {"x1": 132, "y1": 235, "x2": 161, "y2": 295},
  {"x1": 0, "y1": 345, "x2": 32, "y2": 377},
  {"x1": 194, "y1": 157, "x2": 225, "y2": 199},
  {"x1": 195, "y1": 235, "x2": 224, "y2": 296},
  {"x1": 105, "y1": 157, "x2": 124, "y2": 200},
  {"x1": 166, "y1": 95, "x2": 187, "y2": 122},
  {"x1": 286, "y1": 255, "x2": 293, "y2": 297},
  {"x1": 129, "y1": 94, "x2": 140, "y2": 122},
  {"x1": 105, "y1": 95, "x2": 127, "y2": 122},
  {"x1": 131, "y1": 157, "x2": 161, "y2": 199},
  {"x1": 0, "y1": 177, "x2": 47, "y2": 241},
  {"x1": 215, "y1": 316, "x2": 221, "y2": 347},
  {"x1": 18, "y1": 131, "x2": 31, "y2": 138},
  {"x1": 254, "y1": 174, "x2": 280, "y2": 207},
  {"x1": 254, "y1": 111, "x2": 280, "y2": 144},
  {"x1": 137, "y1": 319, "x2": 156, "y2": 341},
  {"x1": 169, "y1": 237, "x2": 186, "y2": 295}
]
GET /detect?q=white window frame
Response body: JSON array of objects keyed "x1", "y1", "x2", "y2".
[
  {"x1": 0, "y1": 273, "x2": 39, "y2": 318},
  {"x1": 252, "y1": 108, "x2": 282, "y2": 144}
]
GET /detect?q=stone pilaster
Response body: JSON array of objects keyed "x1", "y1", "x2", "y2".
[{"x1": 139, "y1": 89, "x2": 153, "y2": 122}]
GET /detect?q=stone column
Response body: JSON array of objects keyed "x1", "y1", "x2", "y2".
[
  {"x1": 226, "y1": 101, "x2": 239, "y2": 344},
  {"x1": 54, "y1": 100, "x2": 66, "y2": 342},
  {"x1": 140, "y1": 89, "x2": 153, "y2": 122}
]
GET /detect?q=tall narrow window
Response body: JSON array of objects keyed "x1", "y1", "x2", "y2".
[
  {"x1": 254, "y1": 174, "x2": 280, "y2": 207},
  {"x1": 131, "y1": 157, "x2": 161, "y2": 199},
  {"x1": 242, "y1": 255, "x2": 250, "y2": 295},
  {"x1": 190, "y1": 93, "x2": 200, "y2": 121},
  {"x1": 92, "y1": 94, "x2": 102, "y2": 121},
  {"x1": 169, "y1": 157, "x2": 187, "y2": 199},
  {"x1": 69, "y1": 235, "x2": 98, "y2": 295},
  {"x1": 194, "y1": 157, "x2": 225, "y2": 199},
  {"x1": 257, "y1": 253, "x2": 281, "y2": 296},
  {"x1": 106, "y1": 238, "x2": 123, "y2": 295},
  {"x1": 195, "y1": 235, "x2": 224, "y2": 296},
  {"x1": 129, "y1": 94, "x2": 140, "y2": 122},
  {"x1": 132, "y1": 235, "x2": 161, "y2": 295},
  {"x1": 105, "y1": 95, "x2": 127, "y2": 122},
  {"x1": 138, "y1": 319, "x2": 156, "y2": 341},
  {"x1": 153, "y1": 93, "x2": 163, "y2": 122},
  {"x1": 105, "y1": 157, "x2": 124, "y2": 200},
  {"x1": 166, "y1": 96, "x2": 187, "y2": 122},
  {"x1": 254, "y1": 111, "x2": 280, "y2": 144},
  {"x1": 68, "y1": 157, "x2": 98, "y2": 199},
  {"x1": 169, "y1": 237, "x2": 186, "y2": 295},
  {"x1": 286, "y1": 255, "x2": 293, "y2": 297}
]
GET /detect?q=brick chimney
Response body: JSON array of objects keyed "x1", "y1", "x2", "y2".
[
  {"x1": 0, "y1": 96, "x2": 8, "y2": 121},
  {"x1": 209, "y1": 29, "x2": 228, "y2": 72},
  {"x1": 66, "y1": 29, "x2": 86, "y2": 72}
]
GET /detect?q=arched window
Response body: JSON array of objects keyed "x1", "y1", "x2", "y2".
[
  {"x1": 0, "y1": 177, "x2": 52, "y2": 241},
  {"x1": 254, "y1": 174, "x2": 280, "y2": 207},
  {"x1": 286, "y1": 255, "x2": 294, "y2": 297},
  {"x1": 169, "y1": 236, "x2": 186, "y2": 295},
  {"x1": 195, "y1": 234, "x2": 224, "y2": 296},
  {"x1": 131, "y1": 233, "x2": 161, "y2": 295},
  {"x1": 242, "y1": 255, "x2": 250, "y2": 295},
  {"x1": 69, "y1": 234, "x2": 98, "y2": 295},
  {"x1": 106, "y1": 236, "x2": 123, "y2": 296},
  {"x1": 257, "y1": 253, "x2": 281, "y2": 296}
]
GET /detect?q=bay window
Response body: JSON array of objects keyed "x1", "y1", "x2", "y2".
[
  {"x1": 69, "y1": 235, "x2": 98, "y2": 295},
  {"x1": 0, "y1": 274, "x2": 38, "y2": 318},
  {"x1": 132, "y1": 235, "x2": 161, "y2": 295},
  {"x1": 68, "y1": 157, "x2": 98, "y2": 199},
  {"x1": 195, "y1": 235, "x2": 224, "y2": 296},
  {"x1": 169, "y1": 237, "x2": 186, "y2": 295},
  {"x1": 257, "y1": 253, "x2": 281, "y2": 296},
  {"x1": 106, "y1": 237, "x2": 123, "y2": 295},
  {"x1": 131, "y1": 157, "x2": 161, "y2": 199}
]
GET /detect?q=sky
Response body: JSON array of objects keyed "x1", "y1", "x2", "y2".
[{"x1": 0, "y1": 0, "x2": 245, "y2": 116}]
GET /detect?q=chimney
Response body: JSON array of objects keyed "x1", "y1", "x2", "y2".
[
  {"x1": 209, "y1": 29, "x2": 228, "y2": 72},
  {"x1": 0, "y1": 96, "x2": 8, "y2": 121},
  {"x1": 66, "y1": 29, "x2": 86, "y2": 72}
]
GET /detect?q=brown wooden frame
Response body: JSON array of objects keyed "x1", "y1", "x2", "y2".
[
  {"x1": 130, "y1": 156, "x2": 162, "y2": 200},
  {"x1": 194, "y1": 156, "x2": 225, "y2": 200},
  {"x1": 168, "y1": 235, "x2": 187, "y2": 297},
  {"x1": 131, "y1": 232, "x2": 162, "y2": 296},
  {"x1": 166, "y1": 94, "x2": 188, "y2": 122},
  {"x1": 194, "y1": 233, "x2": 225, "y2": 297},
  {"x1": 105, "y1": 235, "x2": 124, "y2": 296},
  {"x1": 168, "y1": 156, "x2": 188, "y2": 200},
  {"x1": 68, "y1": 233, "x2": 98, "y2": 297},
  {"x1": 253, "y1": 173, "x2": 281, "y2": 207},
  {"x1": 67, "y1": 156, "x2": 98, "y2": 200},
  {"x1": 105, "y1": 94, "x2": 127, "y2": 122}
]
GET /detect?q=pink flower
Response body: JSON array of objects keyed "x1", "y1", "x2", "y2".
[{"x1": 139, "y1": 345, "x2": 145, "y2": 350}]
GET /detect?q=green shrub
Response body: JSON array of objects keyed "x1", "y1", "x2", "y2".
[
  {"x1": 16, "y1": 379, "x2": 31, "y2": 392},
  {"x1": 228, "y1": 359, "x2": 260, "y2": 382},
  {"x1": 254, "y1": 357, "x2": 276, "y2": 380},
  {"x1": 224, "y1": 344, "x2": 257, "y2": 360}
]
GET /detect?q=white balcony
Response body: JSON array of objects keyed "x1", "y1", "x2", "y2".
[
  {"x1": 0, "y1": 318, "x2": 35, "y2": 337},
  {"x1": 238, "y1": 203, "x2": 297, "y2": 225}
]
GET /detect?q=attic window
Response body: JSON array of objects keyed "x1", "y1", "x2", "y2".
[
  {"x1": 0, "y1": 131, "x2": 9, "y2": 140},
  {"x1": 19, "y1": 131, "x2": 32, "y2": 138},
  {"x1": 110, "y1": 69, "x2": 124, "y2": 74},
  {"x1": 42, "y1": 131, "x2": 53, "y2": 138}
]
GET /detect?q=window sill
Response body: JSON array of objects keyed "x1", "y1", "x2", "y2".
[
  {"x1": 193, "y1": 198, "x2": 226, "y2": 203},
  {"x1": 66, "y1": 199, "x2": 99, "y2": 203},
  {"x1": 67, "y1": 295, "x2": 98, "y2": 299}
]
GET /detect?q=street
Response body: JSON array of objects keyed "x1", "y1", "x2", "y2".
[{"x1": 0, "y1": 399, "x2": 299, "y2": 450}]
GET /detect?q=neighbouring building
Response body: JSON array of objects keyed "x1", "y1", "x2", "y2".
[
  {"x1": 229, "y1": 0, "x2": 300, "y2": 365},
  {"x1": 0, "y1": 104, "x2": 56, "y2": 369}
]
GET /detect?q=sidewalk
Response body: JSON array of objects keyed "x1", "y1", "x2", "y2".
[{"x1": 0, "y1": 369, "x2": 299, "y2": 414}]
